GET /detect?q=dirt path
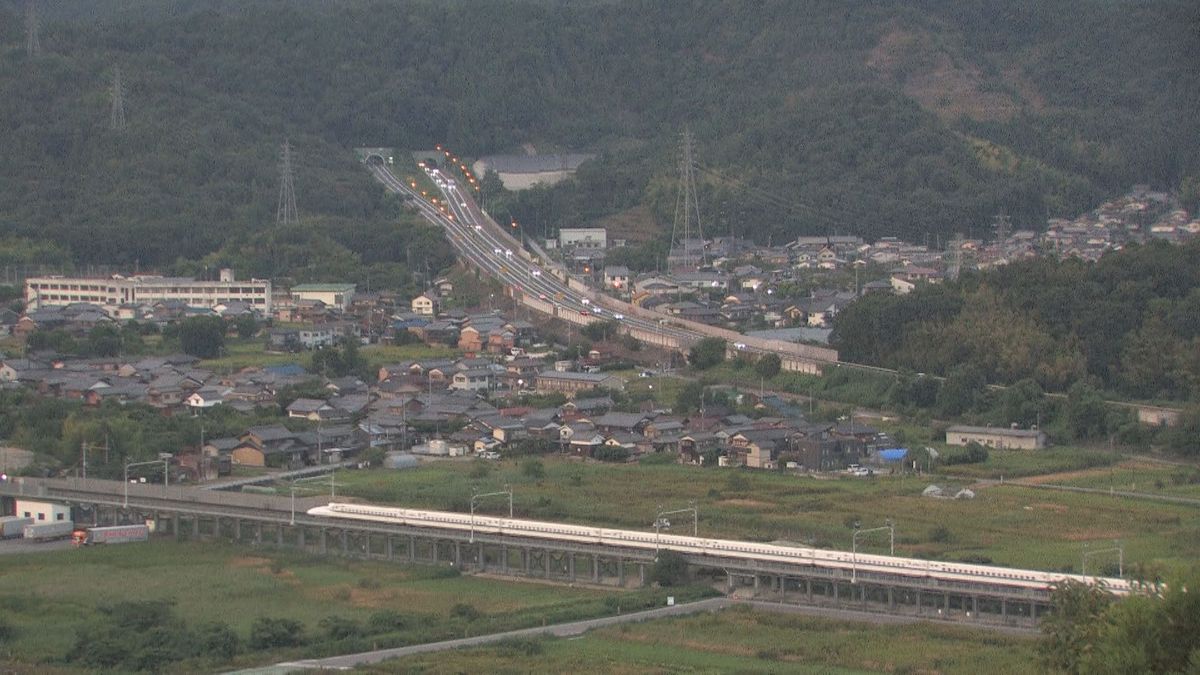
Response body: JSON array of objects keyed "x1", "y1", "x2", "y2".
[{"x1": 1016, "y1": 459, "x2": 1159, "y2": 486}]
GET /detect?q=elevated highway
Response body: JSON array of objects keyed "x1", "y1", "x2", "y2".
[{"x1": 365, "y1": 157, "x2": 838, "y2": 372}]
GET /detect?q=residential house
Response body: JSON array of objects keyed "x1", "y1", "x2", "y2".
[
  {"x1": 603, "y1": 266, "x2": 631, "y2": 291},
  {"x1": 233, "y1": 425, "x2": 309, "y2": 468},
  {"x1": 286, "y1": 398, "x2": 346, "y2": 422},
  {"x1": 411, "y1": 291, "x2": 439, "y2": 316}
]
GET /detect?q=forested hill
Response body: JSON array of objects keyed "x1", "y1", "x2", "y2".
[
  {"x1": 1, "y1": 1, "x2": 1197, "y2": 269},
  {"x1": 830, "y1": 239, "x2": 1200, "y2": 402}
]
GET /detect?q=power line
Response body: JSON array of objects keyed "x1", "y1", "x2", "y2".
[
  {"x1": 110, "y1": 66, "x2": 127, "y2": 131},
  {"x1": 695, "y1": 164, "x2": 880, "y2": 234},
  {"x1": 276, "y1": 139, "x2": 299, "y2": 226}
]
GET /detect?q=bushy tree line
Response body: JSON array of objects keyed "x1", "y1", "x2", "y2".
[
  {"x1": 1041, "y1": 570, "x2": 1200, "y2": 674},
  {"x1": 833, "y1": 241, "x2": 1200, "y2": 401}
]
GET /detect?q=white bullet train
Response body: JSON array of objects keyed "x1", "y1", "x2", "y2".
[{"x1": 309, "y1": 503, "x2": 1133, "y2": 596}]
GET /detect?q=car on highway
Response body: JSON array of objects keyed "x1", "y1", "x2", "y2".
[
  {"x1": 493, "y1": 247, "x2": 502, "y2": 255},
  {"x1": 504, "y1": 249, "x2": 513, "y2": 258},
  {"x1": 460, "y1": 202, "x2": 467, "y2": 208},
  {"x1": 475, "y1": 224, "x2": 483, "y2": 231},
  {"x1": 531, "y1": 269, "x2": 541, "y2": 277},
  {"x1": 734, "y1": 342, "x2": 747, "y2": 350},
  {"x1": 581, "y1": 298, "x2": 590, "y2": 305},
  {"x1": 613, "y1": 313, "x2": 624, "y2": 320},
  {"x1": 580, "y1": 310, "x2": 590, "y2": 317},
  {"x1": 538, "y1": 293, "x2": 547, "y2": 300}
]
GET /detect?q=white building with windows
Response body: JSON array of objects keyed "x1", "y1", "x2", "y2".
[
  {"x1": 14, "y1": 499, "x2": 71, "y2": 523},
  {"x1": 559, "y1": 228, "x2": 607, "y2": 250},
  {"x1": 25, "y1": 269, "x2": 271, "y2": 315},
  {"x1": 289, "y1": 283, "x2": 356, "y2": 312}
]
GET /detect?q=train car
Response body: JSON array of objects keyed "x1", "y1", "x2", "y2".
[{"x1": 308, "y1": 503, "x2": 1132, "y2": 596}]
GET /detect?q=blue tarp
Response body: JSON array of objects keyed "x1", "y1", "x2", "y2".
[{"x1": 878, "y1": 448, "x2": 909, "y2": 462}]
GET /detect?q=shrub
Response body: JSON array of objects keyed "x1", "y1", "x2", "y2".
[
  {"x1": 450, "y1": 603, "x2": 481, "y2": 621},
  {"x1": 594, "y1": 446, "x2": 631, "y2": 462},
  {"x1": 496, "y1": 638, "x2": 543, "y2": 656},
  {"x1": 651, "y1": 550, "x2": 689, "y2": 587},
  {"x1": 929, "y1": 525, "x2": 953, "y2": 543},
  {"x1": 521, "y1": 458, "x2": 546, "y2": 480},
  {"x1": 367, "y1": 610, "x2": 408, "y2": 634},
  {"x1": 249, "y1": 617, "x2": 305, "y2": 649},
  {"x1": 319, "y1": 615, "x2": 362, "y2": 641},
  {"x1": 195, "y1": 621, "x2": 240, "y2": 661},
  {"x1": 943, "y1": 442, "x2": 989, "y2": 465},
  {"x1": 639, "y1": 452, "x2": 675, "y2": 466},
  {"x1": 468, "y1": 460, "x2": 491, "y2": 479}
]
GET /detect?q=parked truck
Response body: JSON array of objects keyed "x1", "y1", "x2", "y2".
[
  {"x1": 72, "y1": 524, "x2": 150, "y2": 546},
  {"x1": 1, "y1": 516, "x2": 34, "y2": 539},
  {"x1": 23, "y1": 520, "x2": 75, "y2": 541}
]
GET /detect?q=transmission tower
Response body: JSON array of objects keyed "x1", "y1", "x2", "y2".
[
  {"x1": 948, "y1": 232, "x2": 965, "y2": 281},
  {"x1": 276, "y1": 139, "x2": 299, "y2": 225},
  {"x1": 25, "y1": 0, "x2": 41, "y2": 57},
  {"x1": 992, "y1": 213, "x2": 1012, "y2": 244},
  {"x1": 110, "y1": 67, "x2": 127, "y2": 131},
  {"x1": 669, "y1": 128, "x2": 707, "y2": 271}
]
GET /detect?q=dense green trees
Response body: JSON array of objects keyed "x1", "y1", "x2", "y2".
[
  {"x1": 688, "y1": 338, "x2": 726, "y2": 370},
  {"x1": 1041, "y1": 571, "x2": 1200, "y2": 674},
  {"x1": 832, "y1": 241, "x2": 1200, "y2": 401},
  {"x1": 177, "y1": 316, "x2": 225, "y2": 359},
  {"x1": 68, "y1": 600, "x2": 240, "y2": 671},
  {"x1": 0, "y1": 1, "x2": 1195, "y2": 274}
]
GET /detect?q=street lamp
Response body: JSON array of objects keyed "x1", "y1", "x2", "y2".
[
  {"x1": 470, "y1": 485, "x2": 513, "y2": 543},
  {"x1": 851, "y1": 519, "x2": 895, "y2": 584},
  {"x1": 123, "y1": 458, "x2": 170, "y2": 508}
]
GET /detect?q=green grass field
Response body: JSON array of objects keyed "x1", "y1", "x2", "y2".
[
  {"x1": 361, "y1": 605, "x2": 1041, "y2": 674},
  {"x1": 329, "y1": 457, "x2": 1200, "y2": 574},
  {"x1": 0, "y1": 541, "x2": 659, "y2": 671},
  {"x1": 198, "y1": 339, "x2": 305, "y2": 372},
  {"x1": 1026, "y1": 459, "x2": 1200, "y2": 499},
  {"x1": 197, "y1": 340, "x2": 458, "y2": 375}
]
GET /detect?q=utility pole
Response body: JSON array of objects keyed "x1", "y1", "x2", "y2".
[
  {"x1": 25, "y1": 0, "x2": 41, "y2": 58},
  {"x1": 110, "y1": 66, "x2": 127, "y2": 132},
  {"x1": 276, "y1": 139, "x2": 299, "y2": 226}
]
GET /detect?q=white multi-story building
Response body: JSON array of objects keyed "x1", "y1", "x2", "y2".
[{"x1": 25, "y1": 269, "x2": 271, "y2": 314}]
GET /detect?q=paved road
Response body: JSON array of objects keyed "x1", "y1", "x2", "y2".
[
  {"x1": 0, "y1": 537, "x2": 74, "y2": 555},
  {"x1": 231, "y1": 595, "x2": 1038, "y2": 673},
  {"x1": 231, "y1": 598, "x2": 732, "y2": 673}
]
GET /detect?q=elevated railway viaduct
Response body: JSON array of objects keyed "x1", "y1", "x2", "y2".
[{"x1": 0, "y1": 477, "x2": 1092, "y2": 628}]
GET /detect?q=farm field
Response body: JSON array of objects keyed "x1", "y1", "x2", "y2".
[
  {"x1": 328, "y1": 456, "x2": 1200, "y2": 575},
  {"x1": 0, "y1": 541, "x2": 685, "y2": 671},
  {"x1": 361, "y1": 605, "x2": 1041, "y2": 674},
  {"x1": 1021, "y1": 459, "x2": 1200, "y2": 499}
]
